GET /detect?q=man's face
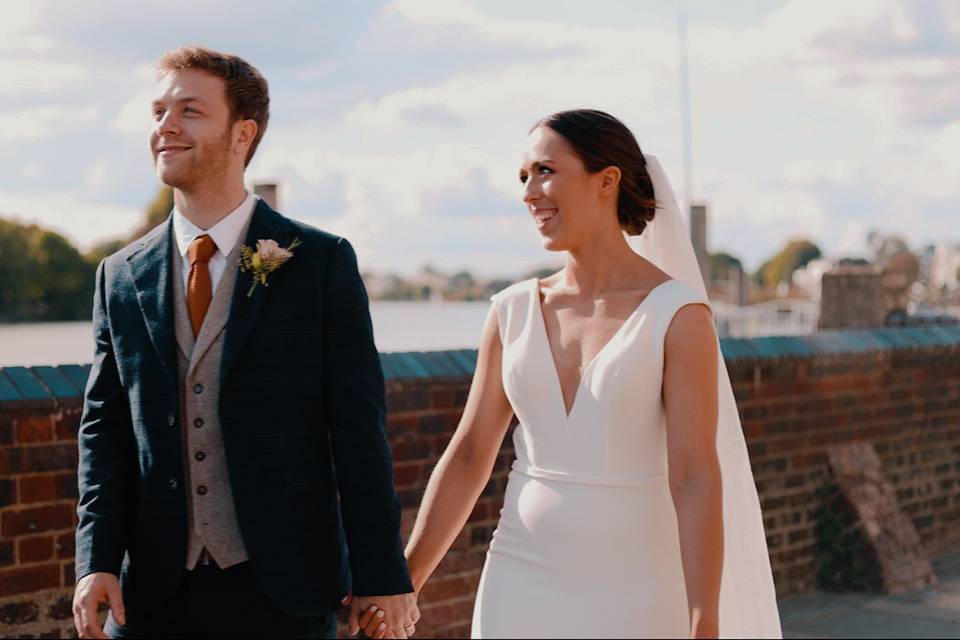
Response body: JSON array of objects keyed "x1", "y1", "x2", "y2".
[{"x1": 149, "y1": 68, "x2": 234, "y2": 190}]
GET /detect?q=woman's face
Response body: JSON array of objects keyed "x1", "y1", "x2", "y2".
[{"x1": 519, "y1": 126, "x2": 609, "y2": 252}]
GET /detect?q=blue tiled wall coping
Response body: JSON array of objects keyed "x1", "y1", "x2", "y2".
[{"x1": 2, "y1": 326, "x2": 959, "y2": 405}]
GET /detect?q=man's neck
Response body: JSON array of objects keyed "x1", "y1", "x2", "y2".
[{"x1": 174, "y1": 180, "x2": 249, "y2": 230}]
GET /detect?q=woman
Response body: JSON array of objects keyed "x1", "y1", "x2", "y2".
[{"x1": 361, "y1": 110, "x2": 781, "y2": 638}]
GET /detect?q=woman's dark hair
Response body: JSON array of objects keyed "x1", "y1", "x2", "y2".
[{"x1": 533, "y1": 109, "x2": 656, "y2": 236}]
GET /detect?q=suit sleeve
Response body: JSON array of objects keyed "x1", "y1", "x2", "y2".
[
  {"x1": 75, "y1": 260, "x2": 137, "y2": 581},
  {"x1": 323, "y1": 237, "x2": 413, "y2": 596}
]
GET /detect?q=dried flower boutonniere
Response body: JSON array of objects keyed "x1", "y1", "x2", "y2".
[{"x1": 239, "y1": 237, "x2": 302, "y2": 297}]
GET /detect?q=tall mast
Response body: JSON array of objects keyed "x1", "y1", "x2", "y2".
[{"x1": 678, "y1": 7, "x2": 693, "y2": 219}]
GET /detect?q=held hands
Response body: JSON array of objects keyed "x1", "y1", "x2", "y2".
[
  {"x1": 344, "y1": 592, "x2": 420, "y2": 639},
  {"x1": 72, "y1": 572, "x2": 125, "y2": 639}
]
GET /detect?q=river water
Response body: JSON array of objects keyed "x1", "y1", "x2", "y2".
[{"x1": 0, "y1": 301, "x2": 492, "y2": 367}]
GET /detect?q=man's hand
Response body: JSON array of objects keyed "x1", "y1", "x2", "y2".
[
  {"x1": 72, "y1": 572, "x2": 125, "y2": 639},
  {"x1": 347, "y1": 592, "x2": 419, "y2": 639}
]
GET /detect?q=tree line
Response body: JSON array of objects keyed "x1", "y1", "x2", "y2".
[
  {"x1": 0, "y1": 185, "x2": 827, "y2": 323},
  {"x1": 0, "y1": 188, "x2": 172, "y2": 322}
]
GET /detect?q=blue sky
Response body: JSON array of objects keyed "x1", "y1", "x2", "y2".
[{"x1": 1, "y1": 0, "x2": 958, "y2": 276}]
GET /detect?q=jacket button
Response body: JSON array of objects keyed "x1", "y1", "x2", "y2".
[
  {"x1": 194, "y1": 418, "x2": 204, "y2": 428},
  {"x1": 168, "y1": 478, "x2": 178, "y2": 490},
  {"x1": 195, "y1": 451, "x2": 206, "y2": 462},
  {"x1": 197, "y1": 485, "x2": 208, "y2": 496},
  {"x1": 193, "y1": 384, "x2": 204, "y2": 394},
  {"x1": 167, "y1": 413, "x2": 175, "y2": 427}
]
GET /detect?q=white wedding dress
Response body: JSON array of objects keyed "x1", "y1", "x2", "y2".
[{"x1": 471, "y1": 156, "x2": 781, "y2": 639}]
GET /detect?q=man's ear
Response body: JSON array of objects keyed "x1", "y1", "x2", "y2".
[{"x1": 234, "y1": 119, "x2": 258, "y2": 158}]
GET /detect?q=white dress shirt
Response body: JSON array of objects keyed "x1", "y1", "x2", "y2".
[{"x1": 173, "y1": 192, "x2": 257, "y2": 296}]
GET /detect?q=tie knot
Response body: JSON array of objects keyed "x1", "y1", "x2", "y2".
[{"x1": 188, "y1": 234, "x2": 217, "y2": 265}]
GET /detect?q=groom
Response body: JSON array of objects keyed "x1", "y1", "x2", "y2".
[{"x1": 72, "y1": 46, "x2": 418, "y2": 638}]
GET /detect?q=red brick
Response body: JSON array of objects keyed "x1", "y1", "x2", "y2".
[
  {"x1": 0, "y1": 541, "x2": 13, "y2": 567},
  {"x1": 53, "y1": 531, "x2": 75, "y2": 561},
  {"x1": 1, "y1": 504, "x2": 74, "y2": 537},
  {"x1": 18, "y1": 535, "x2": 54, "y2": 563},
  {"x1": 53, "y1": 471, "x2": 78, "y2": 500},
  {"x1": 420, "y1": 574, "x2": 480, "y2": 604},
  {"x1": 62, "y1": 561, "x2": 75, "y2": 585},
  {"x1": 18, "y1": 474, "x2": 56, "y2": 504},
  {"x1": 393, "y1": 463, "x2": 422, "y2": 488},
  {"x1": 54, "y1": 412, "x2": 80, "y2": 441},
  {"x1": 0, "y1": 418, "x2": 14, "y2": 445},
  {"x1": 433, "y1": 550, "x2": 485, "y2": 577},
  {"x1": 0, "y1": 478, "x2": 15, "y2": 508},
  {"x1": 0, "y1": 563, "x2": 60, "y2": 597},
  {"x1": 16, "y1": 415, "x2": 53, "y2": 444},
  {"x1": 430, "y1": 388, "x2": 458, "y2": 410},
  {"x1": 7, "y1": 443, "x2": 78, "y2": 474},
  {"x1": 392, "y1": 439, "x2": 432, "y2": 462},
  {"x1": 419, "y1": 597, "x2": 475, "y2": 630}
]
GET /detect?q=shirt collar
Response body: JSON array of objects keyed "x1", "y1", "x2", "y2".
[{"x1": 172, "y1": 192, "x2": 258, "y2": 258}]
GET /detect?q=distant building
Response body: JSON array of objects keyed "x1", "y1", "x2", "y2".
[
  {"x1": 690, "y1": 204, "x2": 711, "y2": 289},
  {"x1": 713, "y1": 298, "x2": 819, "y2": 338},
  {"x1": 254, "y1": 182, "x2": 279, "y2": 210},
  {"x1": 792, "y1": 258, "x2": 833, "y2": 301},
  {"x1": 931, "y1": 242, "x2": 960, "y2": 291},
  {"x1": 819, "y1": 265, "x2": 884, "y2": 329}
]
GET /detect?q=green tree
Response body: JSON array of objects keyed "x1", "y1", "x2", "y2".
[
  {"x1": 754, "y1": 239, "x2": 822, "y2": 288},
  {"x1": 709, "y1": 251, "x2": 743, "y2": 286},
  {"x1": 129, "y1": 186, "x2": 173, "y2": 240},
  {"x1": 0, "y1": 220, "x2": 95, "y2": 321}
]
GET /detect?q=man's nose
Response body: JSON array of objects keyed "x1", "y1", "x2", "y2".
[{"x1": 156, "y1": 111, "x2": 181, "y2": 138}]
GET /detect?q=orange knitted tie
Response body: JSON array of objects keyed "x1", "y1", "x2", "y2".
[{"x1": 187, "y1": 234, "x2": 217, "y2": 337}]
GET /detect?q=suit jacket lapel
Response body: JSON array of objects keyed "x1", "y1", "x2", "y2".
[
  {"x1": 221, "y1": 199, "x2": 297, "y2": 381},
  {"x1": 171, "y1": 243, "x2": 195, "y2": 360},
  {"x1": 127, "y1": 217, "x2": 178, "y2": 387},
  {"x1": 188, "y1": 239, "x2": 244, "y2": 378}
]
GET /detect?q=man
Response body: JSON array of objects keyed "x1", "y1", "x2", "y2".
[{"x1": 72, "y1": 46, "x2": 418, "y2": 639}]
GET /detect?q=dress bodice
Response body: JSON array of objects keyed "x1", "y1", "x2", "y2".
[{"x1": 491, "y1": 277, "x2": 710, "y2": 484}]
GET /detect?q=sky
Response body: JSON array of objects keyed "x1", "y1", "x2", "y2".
[{"x1": 1, "y1": 0, "x2": 958, "y2": 277}]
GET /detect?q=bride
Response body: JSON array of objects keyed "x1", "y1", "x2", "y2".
[{"x1": 360, "y1": 109, "x2": 781, "y2": 639}]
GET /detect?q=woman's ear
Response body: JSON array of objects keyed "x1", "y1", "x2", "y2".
[{"x1": 599, "y1": 166, "x2": 621, "y2": 197}]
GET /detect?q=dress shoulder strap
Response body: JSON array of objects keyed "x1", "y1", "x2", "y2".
[
  {"x1": 490, "y1": 278, "x2": 538, "y2": 346},
  {"x1": 650, "y1": 279, "x2": 713, "y2": 336}
]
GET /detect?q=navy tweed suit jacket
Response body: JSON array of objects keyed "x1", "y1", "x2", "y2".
[{"x1": 75, "y1": 199, "x2": 412, "y2": 616}]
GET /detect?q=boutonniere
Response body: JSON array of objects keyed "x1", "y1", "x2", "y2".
[{"x1": 239, "y1": 237, "x2": 302, "y2": 297}]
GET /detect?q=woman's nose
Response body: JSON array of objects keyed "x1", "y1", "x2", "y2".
[{"x1": 522, "y1": 179, "x2": 541, "y2": 204}]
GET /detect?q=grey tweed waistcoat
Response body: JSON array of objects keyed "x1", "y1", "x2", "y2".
[{"x1": 171, "y1": 232, "x2": 250, "y2": 570}]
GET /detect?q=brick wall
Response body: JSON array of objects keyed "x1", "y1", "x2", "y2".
[{"x1": 2, "y1": 328, "x2": 960, "y2": 638}]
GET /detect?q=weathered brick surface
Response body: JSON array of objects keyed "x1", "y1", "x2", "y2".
[{"x1": 2, "y1": 340, "x2": 960, "y2": 637}]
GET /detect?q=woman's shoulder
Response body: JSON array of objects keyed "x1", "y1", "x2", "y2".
[
  {"x1": 654, "y1": 278, "x2": 709, "y2": 307},
  {"x1": 490, "y1": 277, "x2": 538, "y2": 307}
]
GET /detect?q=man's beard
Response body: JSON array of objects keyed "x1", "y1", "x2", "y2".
[{"x1": 158, "y1": 128, "x2": 233, "y2": 192}]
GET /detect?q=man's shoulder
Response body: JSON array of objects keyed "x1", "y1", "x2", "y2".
[
  {"x1": 100, "y1": 220, "x2": 170, "y2": 272},
  {"x1": 267, "y1": 209, "x2": 354, "y2": 261}
]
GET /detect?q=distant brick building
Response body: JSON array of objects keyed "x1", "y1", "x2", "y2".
[{"x1": 819, "y1": 265, "x2": 884, "y2": 330}]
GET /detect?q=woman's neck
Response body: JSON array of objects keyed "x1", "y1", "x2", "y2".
[{"x1": 562, "y1": 229, "x2": 642, "y2": 296}]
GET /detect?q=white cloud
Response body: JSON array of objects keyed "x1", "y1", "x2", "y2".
[
  {"x1": 1, "y1": 0, "x2": 958, "y2": 276},
  {"x1": 0, "y1": 191, "x2": 142, "y2": 251},
  {"x1": 0, "y1": 105, "x2": 99, "y2": 140},
  {"x1": 0, "y1": 58, "x2": 87, "y2": 95}
]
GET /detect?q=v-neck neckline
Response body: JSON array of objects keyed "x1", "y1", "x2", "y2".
[{"x1": 532, "y1": 277, "x2": 675, "y2": 420}]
